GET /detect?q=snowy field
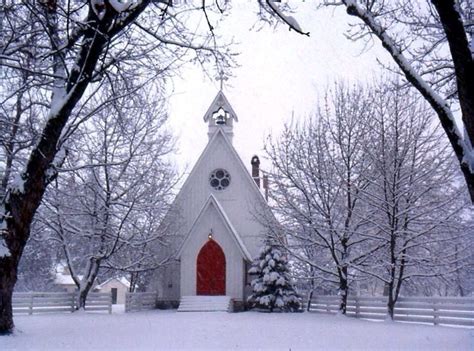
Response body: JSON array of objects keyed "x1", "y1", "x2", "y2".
[{"x1": 2, "y1": 310, "x2": 473, "y2": 350}]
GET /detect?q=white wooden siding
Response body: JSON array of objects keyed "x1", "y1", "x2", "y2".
[
  {"x1": 180, "y1": 202, "x2": 245, "y2": 299},
  {"x1": 159, "y1": 129, "x2": 271, "y2": 300}
]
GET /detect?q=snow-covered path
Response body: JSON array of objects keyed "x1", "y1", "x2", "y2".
[{"x1": 2, "y1": 310, "x2": 472, "y2": 350}]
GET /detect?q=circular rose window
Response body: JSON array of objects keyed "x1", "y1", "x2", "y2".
[{"x1": 209, "y1": 169, "x2": 231, "y2": 190}]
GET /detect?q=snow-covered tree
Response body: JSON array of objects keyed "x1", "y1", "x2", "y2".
[
  {"x1": 264, "y1": 83, "x2": 376, "y2": 314},
  {"x1": 0, "y1": 1, "x2": 233, "y2": 333},
  {"x1": 261, "y1": 0, "x2": 474, "y2": 202},
  {"x1": 265, "y1": 79, "x2": 471, "y2": 318},
  {"x1": 35, "y1": 86, "x2": 176, "y2": 309},
  {"x1": 248, "y1": 244, "x2": 301, "y2": 312},
  {"x1": 358, "y1": 82, "x2": 470, "y2": 318}
]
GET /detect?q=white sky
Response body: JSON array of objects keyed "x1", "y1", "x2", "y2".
[{"x1": 166, "y1": 2, "x2": 391, "y2": 175}]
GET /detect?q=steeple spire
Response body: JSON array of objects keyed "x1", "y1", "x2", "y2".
[{"x1": 203, "y1": 74, "x2": 238, "y2": 143}]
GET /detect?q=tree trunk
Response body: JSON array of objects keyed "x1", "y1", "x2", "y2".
[
  {"x1": 1, "y1": 201, "x2": 33, "y2": 333},
  {"x1": 386, "y1": 260, "x2": 397, "y2": 320},
  {"x1": 431, "y1": 0, "x2": 474, "y2": 149},
  {"x1": 306, "y1": 289, "x2": 314, "y2": 312},
  {"x1": 0, "y1": 11, "x2": 118, "y2": 333},
  {"x1": 0, "y1": 254, "x2": 19, "y2": 334},
  {"x1": 129, "y1": 272, "x2": 136, "y2": 293},
  {"x1": 338, "y1": 266, "x2": 348, "y2": 315},
  {"x1": 77, "y1": 285, "x2": 94, "y2": 310},
  {"x1": 75, "y1": 258, "x2": 100, "y2": 310},
  {"x1": 387, "y1": 291, "x2": 395, "y2": 320}
]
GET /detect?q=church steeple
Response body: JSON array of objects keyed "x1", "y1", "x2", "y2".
[{"x1": 202, "y1": 72, "x2": 238, "y2": 143}]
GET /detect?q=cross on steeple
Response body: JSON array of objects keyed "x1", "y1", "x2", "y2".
[{"x1": 215, "y1": 70, "x2": 228, "y2": 91}]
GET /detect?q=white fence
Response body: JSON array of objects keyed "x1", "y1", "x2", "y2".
[
  {"x1": 125, "y1": 292, "x2": 157, "y2": 312},
  {"x1": 125, "y1": 292, "x2": 178, "y2": 312},
  {"x1": 13, "y1": 292, "x2": 112, "y2": 315},
  {"x1": 309, "y1": 295, "x2": 474, "y2": 327}
]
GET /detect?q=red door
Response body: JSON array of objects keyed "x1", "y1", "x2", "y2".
[{"x1": 196, "y1": 240, "x2": 226, "y2": 295}]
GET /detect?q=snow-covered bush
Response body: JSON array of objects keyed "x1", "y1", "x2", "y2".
[{"x1": 247, "y1": 245, "x2": 301, "y2": 312}]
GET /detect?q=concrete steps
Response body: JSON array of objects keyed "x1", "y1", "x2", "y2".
[{"x1": 177, "y1": 295, "x2": 232, "y2": 312}]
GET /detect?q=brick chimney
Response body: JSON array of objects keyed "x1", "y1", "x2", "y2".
[{"x1": 251, "y1": 155, "x2": 260, "y2": 188}]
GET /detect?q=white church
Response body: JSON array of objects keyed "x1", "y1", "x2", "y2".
[{"x1": 154, "y1": 89, "x2": 273, "y2": 311}]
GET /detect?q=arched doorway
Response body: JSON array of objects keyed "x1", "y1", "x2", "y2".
[{"x1": 196, "y1": 239, "x2": 226, "y2": 295}]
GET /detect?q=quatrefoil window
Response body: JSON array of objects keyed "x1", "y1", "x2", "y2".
[{"x1": 209, "y1": 169, "x2": 231, "y2": 191}]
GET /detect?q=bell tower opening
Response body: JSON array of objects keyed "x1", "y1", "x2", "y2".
[
  {"x1": 202, "y1": 72, "x2": 238, "y2": 143},
  {"x1": 213, "y1": 107, "x2": 230, "y2": 126},
  {"x1": 204, "y1": 91, "x2": 238, "y2": 143}
]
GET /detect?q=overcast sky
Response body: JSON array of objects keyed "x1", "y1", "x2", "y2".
[{"x1": 166, "y1": 2, "x2": 391, "y2": 176}]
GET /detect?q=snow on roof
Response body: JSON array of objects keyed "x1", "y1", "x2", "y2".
[
  {"x1": 54, "y1": 273, "x2": 82, "y2": 286},
  {"x1": 202, "y1": 90, "x2": 238, "y2": 123},
  {"x1": 171, "y1": 128, "x2": 270, "y2": 209},
  {"x1": 176, "y1": 194, "x2": 253, "y2": 261},
  {"x1": 95, "y1": 277, "x2": 131, "y2": 290}
]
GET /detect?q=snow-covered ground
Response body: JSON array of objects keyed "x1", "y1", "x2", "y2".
[{"x1": 2, "y1": 310, "x2": 472, "y2": 350}]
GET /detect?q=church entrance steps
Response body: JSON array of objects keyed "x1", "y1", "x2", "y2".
[{"x1": 177, "y1": 295, "x2": 232, "y2": 312}]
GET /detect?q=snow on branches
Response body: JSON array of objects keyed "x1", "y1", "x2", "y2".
[
  {"x1": 329, "y1": 0, "x2": 474, "y2": 201},
  {"x1": 0, "y1": 214, "x2": 10, "y2": 258},
  {"x1": 91, "y1": 0, "x2": 141, "y2": 19}
]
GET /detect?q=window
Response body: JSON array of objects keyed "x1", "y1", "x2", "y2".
[{"x1": 209, "y1": 169, "x2": 231, "y2": 191}]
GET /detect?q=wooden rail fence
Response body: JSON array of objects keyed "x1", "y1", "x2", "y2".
[
  {"x1": 13, "y1": 292, "x2": 112, "y2": 315},
  {"x1": 309, "y1": 295, "x2": 474, "y2": 327},
  {"x1": 125, "y1": 292, "x2": 157, "y2": 312},
  {"x1": 125, "y1": 292, "x2": 178, "y2": 312}
]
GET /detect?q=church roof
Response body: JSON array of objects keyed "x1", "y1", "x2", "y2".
[
  {"x1": 172, "y1": 128, "x2": 268, "y2": 206},
  {"x1": 202, "y1": 90, "x2": 239, "y2": 122},
  {"x1": 176, "y1": 194, "x2": 253, "y2": 261},
  {"x1": 163, "y1": 117, "x2": 276, "y2": 262}
]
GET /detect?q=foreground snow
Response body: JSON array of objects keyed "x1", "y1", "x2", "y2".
[{"x1": 2, "y1": 310, "x2": 472, "y2": 350}]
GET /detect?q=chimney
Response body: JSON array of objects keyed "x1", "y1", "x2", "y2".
[{"x1": 251, "y1": 155, "x2": 260, "y2": 188}]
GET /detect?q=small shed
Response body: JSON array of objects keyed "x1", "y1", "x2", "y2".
[{"x1": 95, "y1": 277, "x2": 131, "y2": 304}]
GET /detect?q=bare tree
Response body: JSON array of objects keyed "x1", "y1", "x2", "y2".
[
  {"x1": 265, "y1": 84, "x2": 377, "y2": 314},
  {"x1": 0, "y1": 1, "x2": 231, "y2": 333},
  {"x1": 261, "y1": 0, "x2": 474, "y2": 202},
  {"x1": 357, "y1": 83, "x2": 467, "y2": 319},
  {"x1": 265, "y1": 80, "x2": 471, "y2": 317},
  {"x1": 36, "y1": 84, "x2": 176, "y2": 309}
]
